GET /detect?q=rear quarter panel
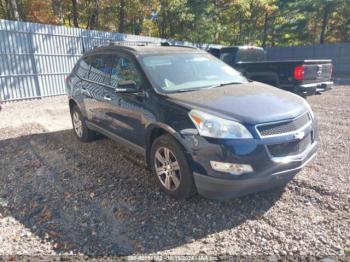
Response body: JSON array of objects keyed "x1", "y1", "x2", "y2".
[{"x1": 235, "y1": 61, "x2": 301, "y2": 89}]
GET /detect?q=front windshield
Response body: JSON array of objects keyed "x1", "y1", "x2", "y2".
[{"x1": 140, "y1": 53, "x2": 247, "y2": 93}]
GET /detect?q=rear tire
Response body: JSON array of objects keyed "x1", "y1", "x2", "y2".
[
  {"x1": 150, "y1": 134, "x2": 196, "y2": 199},
  {"x1": 70, "y1": 105, "x2": 97, "y2": 142}
]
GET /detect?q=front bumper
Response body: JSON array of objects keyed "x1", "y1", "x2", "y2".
[
  {"x1": 179, "y1": 118, "x2": 319, "y2": 200},
  {"x1": 193, "y1": 146, "x2": 317, "y2": 200},
  {"x1": 296, "y1": 81, "x2": 333, "y2": 96}
]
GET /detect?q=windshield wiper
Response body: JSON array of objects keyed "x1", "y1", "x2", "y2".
[
  {"x1": 174, "y1": 88, "x2": 201, "y2": 93},
  {"x1": 171, "y1": 82, "x2": 242, "y2": 93},
  {"x1": 207, "y1": 81, "x2": 242, "y2": 89}
]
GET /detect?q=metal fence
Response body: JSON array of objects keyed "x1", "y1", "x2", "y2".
[
  {"x1": 266, "y1": 43, "x2": 350, "y2": 75},
  {"x1": 0, "y1": 19, "x2": 174, "y2": 102}
]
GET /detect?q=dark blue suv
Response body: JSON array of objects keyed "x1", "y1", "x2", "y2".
[{"x1": 66, "y1": 44, "x2": 318, "y2": 200}]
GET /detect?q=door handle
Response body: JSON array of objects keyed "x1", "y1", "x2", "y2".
[
  {"x1": 103, "y1": 95, "x2": 111, "y2": 101},
  {"x1": 81, "y1": 87, "x2": 92, "y2": 97}
]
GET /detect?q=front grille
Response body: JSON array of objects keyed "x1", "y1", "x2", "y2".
[
  {"x1": 257, "y1": 113, "x2": 311, "y2": 137},
  {"x1": 267, "y1": 132, "x2": 313, "y2": 158}
]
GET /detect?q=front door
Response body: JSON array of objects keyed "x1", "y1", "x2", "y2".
[{"x1": 101, "y1": 54, "x2": 146, "y2": 147}]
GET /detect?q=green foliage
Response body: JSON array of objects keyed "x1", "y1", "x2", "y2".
[
  {"x1": 0, "y1": 0, "x2": 7, "y2": 19},
  {"x1": 2, "y1": 0, "x2": 350, "y2": 46}
]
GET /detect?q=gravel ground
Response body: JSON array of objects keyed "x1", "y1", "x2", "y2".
[{"x1": 0, "y1": 88, "x2": 349, "y2": 259}]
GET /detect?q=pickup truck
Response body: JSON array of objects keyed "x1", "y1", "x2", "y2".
[{"x1": 207, "y1": 46, "x2": 333, "y2": 97}]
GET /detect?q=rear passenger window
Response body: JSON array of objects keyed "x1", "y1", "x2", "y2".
[
  {"x1": 221, "y1": 53, "x2": 235, "y2": 65},
  {"x1": 76, "y1": 57, "x2": 91, "y2": 78},
  {"x1": 110, "y1": 56, "x2": 142, "y2": 88},
  {"x1": 88, "y1": 55, "x2": 111, "y2": 85}
]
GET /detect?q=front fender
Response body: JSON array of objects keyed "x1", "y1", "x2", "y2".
[{"x1": 144, "y1": 122, "x2": 193, "y2": 167}]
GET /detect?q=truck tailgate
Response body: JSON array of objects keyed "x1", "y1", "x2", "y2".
[{"x1": 303, "y1": 60, "x2": 332, "y2": 84}]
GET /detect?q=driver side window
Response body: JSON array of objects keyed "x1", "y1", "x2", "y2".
[{"x1": 110, "y1": 56, "x2": 142, "y2": 88}]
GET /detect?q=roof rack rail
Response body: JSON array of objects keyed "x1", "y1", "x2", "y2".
[
  {"x1": 91, "y1": 40, "x2": 199, "y2": 51},
  {"x1": 108, "y1": 40, "x2": 160, "y2": 47},
  {"x1": 161, "y1": 41, "x2": 198, "y2": 49}
]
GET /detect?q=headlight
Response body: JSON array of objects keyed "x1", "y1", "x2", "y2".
[
  {"x1": 188, "y1": 110, "x2": 253, "y2": 139},
  {"x1": 304, "y1": 101, "x2": 314, "y2": 119}
]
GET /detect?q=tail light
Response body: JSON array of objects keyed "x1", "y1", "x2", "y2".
[{"x1": 294, "y1": 66, "x2": 305, "y2": 80}]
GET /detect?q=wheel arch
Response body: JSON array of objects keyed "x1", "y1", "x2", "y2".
[
  {"x1": 145, "y1": 123, "x2": 189, "y2": 168},
  {"x1": 69, "y1": 98, "x2": 78, "y2": 112}
]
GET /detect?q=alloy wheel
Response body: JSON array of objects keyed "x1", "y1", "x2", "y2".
[
  {"x1": 154, "y1": 147, "x2": 181, "y2": 191},
  {"x1": 72, "y1": 111, "x2": 83, "y2": 138}
]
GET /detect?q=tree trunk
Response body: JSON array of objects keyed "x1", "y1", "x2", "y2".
[
  {"x1": 17, "y1": 0, "x2": 25, "y2": 20},
  {"x1": 213, "y1": 0, "x2": 219, "y2": 42},
  {"x1": 238, "y1": 13, "x2": 243, "y2": 45},
  {"x1": 313, "y1": 15, "x2": 318, "y2": 44},
  {"x1": 118, "y1": 0, "x2": 125, "y2": 33},
  {"x1": 52, "y1": 0, "x2": 63, "y2": 24},
  {"x1": 345, "y1": 17, "x2": 350, "y2": 42},
  {"x1": 320, "y1": 4, "x2": 331, "y2": 44},
  {"x1": 9, "y1": 0, "x2": 20, "y2": 20},
  {"x1": 71, "y1": 0, "x2": 79, "y2": 28},
  {"x1": 157, "y1": 15, "x2": 166, "y2": 38},
  {"x1": 87, "y1": 0, "x2": 99, "y2": 30},
  {"x1": 269, "y1": 17, "x2": 276, "y2": 47},
  {"x1": 262, "y1": 12, "x2": 268, "y2": 48},
  {"x1": 67, "y1": 14, "x2": 71, "y2": 27},
  {"x1": 3, "y1": 0, "x2": 11, "y2": 19}
]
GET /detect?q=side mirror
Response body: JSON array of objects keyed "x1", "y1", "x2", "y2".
[{"x1": 115, "y1": 80, "x2": 139, "y2": 93}]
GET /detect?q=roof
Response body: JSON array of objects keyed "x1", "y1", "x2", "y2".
[{"x1": 85, "y1": 44, "x2": 204, "y2": 56}]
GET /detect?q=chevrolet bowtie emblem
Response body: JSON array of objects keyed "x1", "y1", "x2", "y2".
[{"x1": 294, "y1": 131, "x2": 305, "y2": 140}]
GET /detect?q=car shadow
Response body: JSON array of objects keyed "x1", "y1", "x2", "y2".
[{"x1": 0, "y1": 128, "x2": 285, "y2": 257}]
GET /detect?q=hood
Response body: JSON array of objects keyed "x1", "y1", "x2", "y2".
[{"x1": 166, "y1": 82, "x2": 309, "y2": 124}]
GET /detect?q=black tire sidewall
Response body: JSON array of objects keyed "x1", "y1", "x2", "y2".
[{"x1": 150, "y1": 134, "x2": 196, "y2": 199}]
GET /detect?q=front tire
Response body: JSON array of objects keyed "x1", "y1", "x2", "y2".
[
  {"x1": 70, "y1": 105, "x2": 97, "y2": 142},
  {"x1": 150, "y1": 134, "x2": 196, "y2": 199}
]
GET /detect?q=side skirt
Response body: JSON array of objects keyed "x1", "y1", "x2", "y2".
[{"x1": 86, "y1": 121, "x2": 146, "y2": 157}]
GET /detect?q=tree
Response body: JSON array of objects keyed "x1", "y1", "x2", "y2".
[
  {"x1": 71, "y1": 0, "x2": 79, "y2": 27},
  {"x1": 24, "y1": 0, "x2": 56, "y2": 24},
  {"x1": 0, "y1": 0, "x2": 8, "y2": 19},
  {"x1": 51, "y1": 0, "x2": 63, "y2": 24},
  {"x1": 86, "y1": 0, "x2": 100, "y2": 29},
  {"x1": 118, "y1": 0, "x2": 125, "y2": 33},
  {"x1": 2, "y1": 0, "x2": 350, "y2": 46},
  {"x1": 8, "y1": 0, "x2": 22, "y2": 20},
  {"x1": 318, "y1": 0, "x2": 347, "y2": 44}
]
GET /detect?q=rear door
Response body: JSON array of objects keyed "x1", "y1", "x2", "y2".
[
  {"x1": 84, "y1": 54, "x2": 112, "y2": 125},
  {"x1": 72, "y1": 56, "x2": 92, "y2": 118}
]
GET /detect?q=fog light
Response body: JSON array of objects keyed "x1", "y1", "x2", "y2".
[{"x1": 210, "y1": 161, "x2": 253, "y2": 176}]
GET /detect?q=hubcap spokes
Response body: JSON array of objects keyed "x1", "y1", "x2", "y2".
[
  {"x1": 154, "y1": 147, "x2": 181, "y2": 191},
  {"x1": 73, "y1": 112, "x2": 83, "y2": 137}
]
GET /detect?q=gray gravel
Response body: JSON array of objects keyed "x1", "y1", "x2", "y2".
[{"x1": 0, "y1": 88, "x2": 349, "y2": 259}]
